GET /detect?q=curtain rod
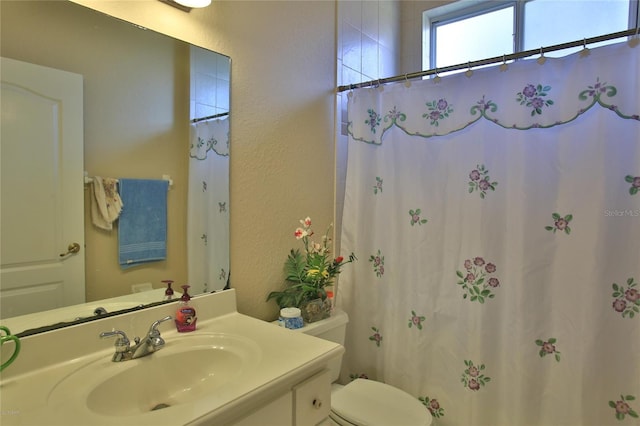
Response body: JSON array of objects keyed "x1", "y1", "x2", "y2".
[
  {"x1": 337, "y1": 28, "x2": 639, "y2": 93},
  {"x1": 191, "y1": 111, "x2": 229, "y2": 123}
]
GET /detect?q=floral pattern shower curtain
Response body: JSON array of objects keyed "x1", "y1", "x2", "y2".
[
  {"x1": 187, "y1": 117, "x2": 230, "y2": 294},
  {"x1": 338, "y1": 41, "x2": 639, "y2": 425}
]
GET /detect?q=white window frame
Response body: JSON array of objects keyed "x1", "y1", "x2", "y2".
[{"x1": 423, "y1": 0, "x2": 640, "y2": 71}]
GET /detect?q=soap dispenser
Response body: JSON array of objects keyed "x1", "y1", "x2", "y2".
[
  {"x1": 162, "y1": 280, "x2": 174, "y2": 301},
  {"x1": 175, "y1": 285, "x2": 197, "y2": 332}
]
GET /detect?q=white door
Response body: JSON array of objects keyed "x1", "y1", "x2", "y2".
[{"x1": 1, "y1": 57, "x2": 85, "y2": 318}]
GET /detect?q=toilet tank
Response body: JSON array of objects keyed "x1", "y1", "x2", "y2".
[{"x1": 298, "y1": 309, "x2": 349, "y2": 382}]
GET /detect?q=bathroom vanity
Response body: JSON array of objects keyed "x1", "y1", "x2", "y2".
[{"x1": 0, "y1": 289, "x2": 342, "y2": 425}]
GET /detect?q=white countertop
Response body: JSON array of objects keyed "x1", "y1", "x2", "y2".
[{"x1": 0, "y1": 290, "x2": 343, "y2": 425}]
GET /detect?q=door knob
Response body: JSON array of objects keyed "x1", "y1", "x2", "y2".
[{"x1": 59, "y1": 242, "x2": 81, "y2": 257}]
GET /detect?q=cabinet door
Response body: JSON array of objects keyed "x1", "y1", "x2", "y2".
[
  {"x1": 293, "y1": 369, "x2": 331, "y2": 426},
  {"x1": 231, "y1": 392, "x2": 292, "y2": 426}
]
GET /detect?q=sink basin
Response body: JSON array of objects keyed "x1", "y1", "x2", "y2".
[{"x1": 47, "y1": 333, "x2": 261, "y2": 416}]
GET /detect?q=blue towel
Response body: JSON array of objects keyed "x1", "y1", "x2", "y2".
[{"x1": 118, "y1": 179, "x2": 169, "y2": 269}]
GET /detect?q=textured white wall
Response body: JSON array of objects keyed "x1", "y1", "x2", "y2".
[{"x1": 73, "y1": 0, "x2": 337, "y2": 321}]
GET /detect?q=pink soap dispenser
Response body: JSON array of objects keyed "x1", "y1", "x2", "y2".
[
  {"x1": 175, "y1": 285, "x2": 197, "y2": 332},
  {"x1": 162, "y1": 280, "x2": 174, "y2": 301}
]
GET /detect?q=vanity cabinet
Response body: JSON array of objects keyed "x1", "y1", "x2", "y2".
[
  {"x1": 293, "y1": 369, "x2": 331, "y2": 426},
  {"x1": 229, "y1": 369, "x2": 331, "y2": 426}
]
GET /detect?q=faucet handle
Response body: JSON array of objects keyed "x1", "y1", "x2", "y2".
[
  {"x1": 148, "y1": 316, "x2": 172, "y2": 335},
  {"x1": 99, "y1": 330, "x2": 130, "y2": 352},
  {"x1": 147, "y1": 316, "x2": 172, "y2": 347}
]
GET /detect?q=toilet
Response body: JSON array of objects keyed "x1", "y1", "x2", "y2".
[{"x1": 293, "y1": 309, "x2": 433, "y2": 426}]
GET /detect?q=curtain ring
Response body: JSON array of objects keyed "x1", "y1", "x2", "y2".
[
  {"x1": 499, "y1": 54, "x2": 508, "y2": 72},
  {"x1": 433, "y1": 67, "x2": 441, "y2": 83},
  {"x1": 580, "y1": 37, "x2": 591, "y2": 57},
  {"x1": 537, "y1": 46, "x2": 547, "y2": 65},
  {"x1": 464, "y1": 61, "x2": 473, "y2": 78},
  {"x1": 404, "y1": 73, "x2": 411, "y2": 88},
  {"x1": 629, "y1": 25, "x2": 640, "y2": 47}
]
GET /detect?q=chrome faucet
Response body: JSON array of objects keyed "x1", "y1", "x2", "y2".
[{"x1": 100, "y1": 316, "x2": 172, "y2": 362}]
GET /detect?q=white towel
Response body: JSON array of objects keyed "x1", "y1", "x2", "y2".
[{"x1": 91, "y1": 177, "x2": 123, "y2": 230}]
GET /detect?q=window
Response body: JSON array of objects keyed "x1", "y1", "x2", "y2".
[{"x1": 424, "y1": 0, "x2": 639, "y2": 72}]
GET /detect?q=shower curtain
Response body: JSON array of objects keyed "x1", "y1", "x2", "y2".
[
  {"x1": 338, "y1": 41, "x2": 639, "y2": 425},
  {"x1": 187, "y1": 117, "x2": 230, "y2": 295}
]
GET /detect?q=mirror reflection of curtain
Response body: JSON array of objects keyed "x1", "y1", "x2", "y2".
[
  {"x1": 187, "y1": 117, "x2": 230, "y2": 294},
  {"x1": 339, "y1": 41, "x2": 639, "y2": 425}
]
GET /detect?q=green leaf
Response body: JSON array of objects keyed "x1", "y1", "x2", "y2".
[
  {"x1": 545, "y1": 226, "x2": 554, "y2": 231},
  {"x1": 478, "y1": 296, "x2": 485, "y2": 303},
  {"x1": 552, "y1": 213, "x2": 561, "y2": 220},
  {"x1": 535, "y1": 339, "x2": 543, "y2": 346},
  {"x1": 625, "y1": 395, "x2": 636, "y2": 401},
  {"x1": 548, "y1": 338, "x2": 556, "y2": 343},
  {"x1": 565, "y1": 227, "x2": 571, "y2": 235},
  {"x1": 284, "y1": 249, "x2": 307, "y2": 282},
  {"x1": 564, "y1": 214, "x2": 573, "y2": 221},
  {"x1": 625, "y1": 175, "x2": 634, "y2": 183},
  {"x1": 613, "y1": 283, "x2": 620, "y2": 291},
  {"x1": 469, "y1": 187, "x2": 474, "y2": 193},
  {"x1": 609, "y1": 401, "x2": 617, "y2": 408},
  {"x1": 631, "y1": 187, "x2": 638, "y2": 195},
  {"x1": 629, "y1": 410, "x2": 638, "y2": 418},
  {"x1": 627, "y1": 278, "x2": 634, "y2": 285},
  {"x1": 481, "y1": 289, "x2": 491, "y2": 297}
]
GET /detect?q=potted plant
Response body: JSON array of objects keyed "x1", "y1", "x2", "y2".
[{"x1": 267, "y1": 217, "x2": 356, "y2": 322}]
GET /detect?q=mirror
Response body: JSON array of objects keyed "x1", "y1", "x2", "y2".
[{"x1": 0, "y1": 1, "x2": 230, "y2": 336}]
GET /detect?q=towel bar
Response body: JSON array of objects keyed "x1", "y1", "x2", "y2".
[{"x1": 83, "y1": 172, "x2": 173, "y2": 189}]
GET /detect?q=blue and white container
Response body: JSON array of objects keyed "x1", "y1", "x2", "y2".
[{"x1": 279, "y1": 307, "x2": 304, "y2": 329}]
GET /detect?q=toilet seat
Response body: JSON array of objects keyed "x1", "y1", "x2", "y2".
[{"x1": 330, "y1": 379, "x2": 432, "y2": 426}]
